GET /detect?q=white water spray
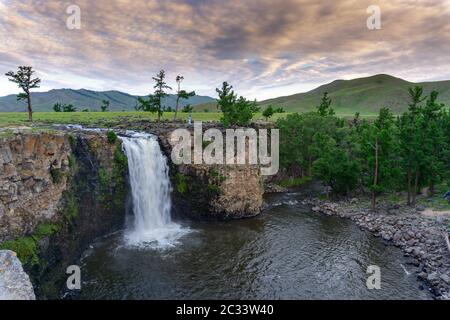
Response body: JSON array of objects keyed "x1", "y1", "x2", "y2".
[{"x1": 121, "y1": 132, "x2": 188, "y2": 249}]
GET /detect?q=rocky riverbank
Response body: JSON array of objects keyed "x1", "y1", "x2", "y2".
[{"x1": 303, "y1": 197, "x2": 450, "y2": 299}]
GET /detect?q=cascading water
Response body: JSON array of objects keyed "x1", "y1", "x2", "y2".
[{"x1": 120, "y1": 132, "x2": 189, "y2": 249}]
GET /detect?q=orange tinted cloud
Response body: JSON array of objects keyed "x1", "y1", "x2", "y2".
[{"x1": 0, "y1": 0, "x2": 449, "y2": 99}]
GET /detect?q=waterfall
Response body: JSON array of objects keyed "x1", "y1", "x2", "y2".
[{"x1": 120, "y1": 132, "x2": 188, "y2": 249}]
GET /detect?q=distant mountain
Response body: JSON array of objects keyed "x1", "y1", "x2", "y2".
[
  {"x1": 0, "y1": 88, "x2": 215, "y2": 112},
  {"x1": 257, "y1": 74, "x2": 450, "y2": 114}
]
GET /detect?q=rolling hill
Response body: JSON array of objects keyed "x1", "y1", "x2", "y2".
[
  {"x1": 257, "y1": 74, "x2": 450, "y2": 115},
  {"x1": 0, "y1": 89, "x2": 215, "y2": 112},
  {"x1": 2, "y1": 75, "x2": 449, "y2": 114}
]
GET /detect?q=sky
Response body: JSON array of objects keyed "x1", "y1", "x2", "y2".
[{"x1": 0, "y1": 0, "x2": 449, "y2": 100}]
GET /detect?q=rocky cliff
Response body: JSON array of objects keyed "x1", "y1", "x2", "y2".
[
  {"x1": 172, "y1": 164, "x2": 264, "y2": 220},
  {"x1": 0, "y1": 124, "x2": 267, "y2": 298},
  {"x1": 141, "y1": 122, "x2": 266, "y2": 220},
  {"x1": 0, "y1": 130, "x2": 128, "y2": 298}
]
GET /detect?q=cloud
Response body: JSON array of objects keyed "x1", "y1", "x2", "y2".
[{"x1": 0, "y1": 0, "x2": 449, "y2": 100}]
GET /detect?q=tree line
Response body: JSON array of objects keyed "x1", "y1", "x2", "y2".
[
  {"x1": 277, "y1": 89, "x2": 450, "y2": 210},
  {"x1": 5, "y1": 66, "x2": 284, "y2": 124}
]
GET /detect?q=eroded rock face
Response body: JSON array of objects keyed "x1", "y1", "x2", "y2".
[
  {"x1": 173, "y1": 164, "x2": 264, "y2": 220},
  {"x1": 0, "y1": 250, "x2": 35, "y2": 300},
  {"x1": 0, "y1": 131, "x2": 128, "y2": 298},
  {"x1": 0, "y1": 133, "x2": 72, "y2": 242},
  {"x1": 149, "y1": 123, "x2": 266, "y2": 220}
]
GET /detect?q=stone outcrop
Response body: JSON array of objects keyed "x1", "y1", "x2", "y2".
[
  {"x1": 173, "y1": 164, "x2": 264, "y2": 220},
  {"x1": 0, "y1": 250, "x2": 35, "y2": 300},
  {"x1": 118, "y1": 122, "x2": 267, "y2": 220},
  {"x1": 0, "y1": 130, "x2": 128, "y2": 298},
  {"x1": 0, "y1": 133, "x2": 72, "y2": 241}
]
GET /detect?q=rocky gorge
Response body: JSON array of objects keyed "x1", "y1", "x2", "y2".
[
  {"x1": 0, "y1": 123, "x2": 449, "y2": 300},
  {"x1": 0, "y1": 124, "x2": 266, "y2": 299}
]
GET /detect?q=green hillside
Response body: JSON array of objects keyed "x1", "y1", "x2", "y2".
[
  {"x1": 0, "y1": 89, "x2": 215, "y2": 112},
  {"x1": 258, "y1": 74, "x2": 450, "y2": 115}
]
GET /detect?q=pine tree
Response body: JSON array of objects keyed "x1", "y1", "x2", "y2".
[
  {"x1": 316, "y1": 92, "x2": 335, "y2": 116},
  {"x1": 216, "y1": 82, "x2": 259, "y2": 127},
  {"x1": 152, "y1": 70, "x2": 172, "y2": 122},
  {"x1": 399, "y1": 86, "x2": 427, "y2": 205},
  {"x1": 359, "y1": 108, "x2": 398, "y2": 210},
  {"x1": 5, "y1": 66, "x2": 41, "y2": 122}
]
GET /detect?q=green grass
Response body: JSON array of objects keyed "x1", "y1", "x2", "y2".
[
  {"x1": 0, "y1": 111, "x2": 381, "y2": 127},
  {"x1": 417, "y1": 183, "x2": 450, "y2": 211}
]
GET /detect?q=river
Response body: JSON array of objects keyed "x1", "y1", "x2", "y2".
[{"x1": 75, "y1": 191, "x2": 431, "y2": 300}]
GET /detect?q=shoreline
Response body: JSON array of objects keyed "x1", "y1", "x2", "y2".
[{"x1": 299, "y1": 196, "x2": 450, "y2": 300}]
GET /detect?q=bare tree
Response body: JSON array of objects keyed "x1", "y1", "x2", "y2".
[{"x1": 5, "y1": 66, "x2": 41, "y2": 122}]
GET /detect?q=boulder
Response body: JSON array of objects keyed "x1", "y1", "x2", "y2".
[{"x1": 0, "y1": 250, "x2": 35, "y2": 300}]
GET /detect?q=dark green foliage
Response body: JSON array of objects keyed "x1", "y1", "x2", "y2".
[
  {"x1": 97, "y1": 146, "x2": 128, "y2": 209},
  {"x1": 0, "y1": 236, "x2": 39, "y2": 266},
  {"x1": 277, "y1": 177, "x2": 311, "y2": 188},
  {"x1": 277, "y1": 87, "x2": 450, "y2": 210},
  {"x1": 62, "y1": 104, "x2": 77, "y2": 112},
  {"x1": 101, "y1": 100, "x2": 110, "y2": 112},
  {"x1": 216, "y1": 82, "x2": 259, "y2": 127},
  {"x1": 68, "y1": 134, "x2": 76, "y2": 148},
  {"x1": 54, "y1": 103, "x2": 77, "y2": 112},
  {"x1": 68, "y1": 154, "x2": 77, "y2": 170},
  {"x1": 53, "y1": 103, "x2": 62, "y2": 112},
  {"x1": 175, "y1": 173, "x2": 188, "y2": 194},
  {"x1": 107, "y1": 130, "x2": 118, "y2": 144},
  {"x1": 50, "y1": 168, "x2": 64, "y2": 184},
  {"x1": 262, "y1": 105, "x2": 275, "y2": 121},
  {"x1": 316, "y1": 92, "x2": 335, "y2": 116},
  {"x1": 0, "y1": 223, "x2": 60, "y2": 267},
  {"x1": 136, "y1": 70, "x2": 172, "y2": 122},
  {"x1": 263, "y1": 105, "x2": 285, "y2": 120},
  {"x1": 312, "y1": 133, "x2": 359, "y2": 194},
  {"x1": 5, "y1": 66, "x2": 41, "y2": 122},
  {"x1": 182, "y1": 104, "x2": 194, "y2": 113},
  {"x1": 63, "y1": 191, "x2": 78, "y2": 221}
]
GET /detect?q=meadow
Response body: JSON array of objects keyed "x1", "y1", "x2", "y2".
[{"x1": 0, "y1": 111, "x2": 377, "y2": 127}]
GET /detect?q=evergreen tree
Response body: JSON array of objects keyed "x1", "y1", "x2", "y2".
[
  {"x1": 152, "y1": 70, "x2": 172, "y2": 122},
  {"x1": 101, "y1": 100, "x2": 110, "y2": 112},
  {"x1": 316, "y1": 92, "x2": 335, "y2": 116},
  {"x1": 53, "y1": 103, "x2": 62, "y2": 112},
  {"x1": 216, "y1": 82, "x2": 259, "y2": 127},
  {"x1": 262, "y1": 105, "x2": 275, "y2": 121},
  {"x1": 5, "y1": 66, "x2": 41, "y2": 122},
  {"x1": 399, "y1": 86, "x2": 427, "y2": 205},
  {"x1": 358, "y1": 108, "x2": 399, "y2": 210}
]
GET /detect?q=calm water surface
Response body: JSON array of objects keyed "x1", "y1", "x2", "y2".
[{"x1": 76, "y1": 193, "x2": 431, "y2": 300}]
